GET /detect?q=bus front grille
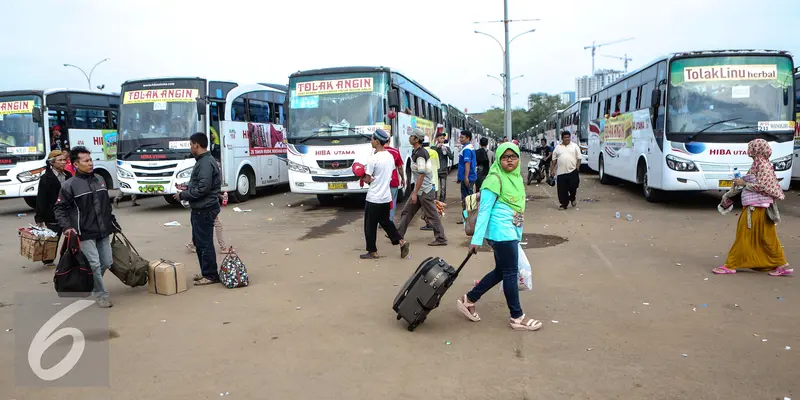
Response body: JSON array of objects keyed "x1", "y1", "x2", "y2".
[
  {"x1": 311, "y1": 175, "x2": 360, "y2": 183},
  {"x1": 317, "y1": 160, "x2": 354, "y2": 170}
]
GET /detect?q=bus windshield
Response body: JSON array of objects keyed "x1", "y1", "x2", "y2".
[
  {"x1": 0, "y1": 95, "x2": 44, "y2": 156},
  {"x1": 667, "y1": 55, "x2": 794, "y2": 137},
  {"x1": 288, "y1": 73, "x2": 386, "y2": 142},
  {"x1": 118, "y1": 82, "x2": 203, "y2": 158},
  {"x1": 579, "y1": 101, "x2": 591, "y2": 141}
]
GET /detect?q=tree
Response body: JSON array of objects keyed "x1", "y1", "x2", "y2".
[
  {"x1": 527, "y1": 93, "x2": 567, "y2": 130},
  {"x1": 475, "y1": 93, "x2": 566, "y2": 139}
]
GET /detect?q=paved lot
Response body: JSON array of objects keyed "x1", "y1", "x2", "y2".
[{"x1": 0, "y1": 159, "x2": 798, "y2": 400}]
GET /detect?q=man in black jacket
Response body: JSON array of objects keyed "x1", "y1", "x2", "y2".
[
  {"x1": 475, "y1": 137, "x2": 491, "y2": 191},
  {"x1": 175, "y1": 133, "x2": 222, "y2": 286},
  {"x1": 35, "y1": 150, "x2": 72, "y2": 267},
  {"x1": 54, "y1": 146, "x2": 120, "y2": 308}
]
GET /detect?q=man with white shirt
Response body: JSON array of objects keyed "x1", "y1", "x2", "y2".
[
  {"x1": 551, "y1": 130, "x2": 582, "y2": 210},
  {"x1": 361, "y1": 129, "x2": 410, "y2": 260}
]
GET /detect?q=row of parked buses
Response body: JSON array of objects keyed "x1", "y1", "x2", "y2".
[
  {"x1": 522, "y1": 49, "x2": 798, "y2": 200},
  {"x1": 519, "y1": 99, "x2": 591, "y2": 167},
  {"x1": 0, "y1": 68, "x2": 495, "y2": 208}
]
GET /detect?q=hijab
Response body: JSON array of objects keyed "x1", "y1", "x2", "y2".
[
  {"x1": 747, "y1": 138, "x2": 784, "y2": 200},
  {"x1": 481, "y1": 142, "x2": 526, "y2": 213}
]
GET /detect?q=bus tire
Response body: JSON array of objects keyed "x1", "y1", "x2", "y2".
[
  {"x1": 640, "y1": 163, "x2": 662, "y2": 203},
  {"x1": 164, "y1": 194, "x2": 181, "y2": 206},
  {"x1": 233, "y1": 168, "x2": 254, "y2": 203},
  {"x1": 24, "y1": 196, "x2": 37, "y2": 209},
  {"x1": 316, "y1": 194, "x2": 334, "y2": 206},
  {"x1": 97, "y1": 169, "x2": 114, "y2": 190},
  {"x1": 598, "y1": 155, "x2": 612, "y2": 185}
]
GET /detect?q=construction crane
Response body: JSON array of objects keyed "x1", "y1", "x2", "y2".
[
  {"x1": 600, "y1": 53, "x2": 633, "y2": 72},
  {"x1": 584, "y1": 37, "x2": 634, "y2": 74}
]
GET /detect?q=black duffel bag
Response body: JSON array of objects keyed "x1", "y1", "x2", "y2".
[
  {"x1": 53, "y1": 232, "x2": 94, "y2": 297},
  {"x1": 110, "y1": 232, "x2": 149, "y2": 287}
]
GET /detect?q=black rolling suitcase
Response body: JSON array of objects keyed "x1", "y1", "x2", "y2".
[{"x1": 393, "y1": 253, "x2": 472, "y2": 331}]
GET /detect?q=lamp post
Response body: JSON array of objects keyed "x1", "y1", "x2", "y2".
[
  {"x1": 63, "y1": 58, "x2": 110, "y2": 91},
  {"x1": 474, "y1": 23, "x2": 536, "y2": 141}
]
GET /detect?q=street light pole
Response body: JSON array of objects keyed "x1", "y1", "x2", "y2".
[
  {"x1": 63, "y1": 58, "x2": 110, "y2": 91},
  {"x1": 502, "y1": 0, "x2": 512, "y2": 142}
]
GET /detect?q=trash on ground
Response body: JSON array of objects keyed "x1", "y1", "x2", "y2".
[
  {"x1": 586, "y1": 348, "x2": 593, "y2": 351},
  {"x1": 551, "y1": 320, "x2": 559, "y2": 324},
  {"x1": 445, "y1": 341, "x2": 451, "y2": 345},
  {"x1": 777, "y1": 297, "x2": 784, "y2": 300},
  {"x1": 701, "y1": 304, "x2": 708, "y2": 307},
  {"x1": 676, "y1": 263, "x2": 682, "y2": 266},
  {"x1": 761, "y1": 339, "x2": 768, "y2": 342},
  {"x1": 520, "y1": 242, "x2": 528, "y2": 245},
  {"x1": 270, "y1": 203, "x2": 274, "y2": 206},
  {"x1": 17, "y1": 213, "x2": 27, "y2": 217},
  {"x1": 163, "y1": 221, "x2": 181, "y2": 227},
  {"x1": 753, "y1": 333, "x2": 760, "y2": 337},
  {"x1": 159, "y1": 320, "x2": 166, "y2": 323},
  {"x1": 786, "y1": 346, "x2": 791, "y2": 350},
  {"x1": 692, "y1": 308, "x2": 696, "y2": 311},
  {"x1": 626, "y1": 214, "x2": 632, "y2": 221},
  {"x1": 295, "y1": 307, "x2": 301, "y2": 310},
  {"x1": 5, "y1": 328, "x2": 12, "y2": 332},
  {"x1": 643, "y1": 302, "x2": 650, "y2": 306},
  {"x1": 222, "y1": 322, "x2": 231, "y2": 325},
  {"x1": 615, "y1": 212, "x2": 621, "y2": 219},
  {"x1": 681, "y1": 354, "x2": 688, "y2": 358},
  {"x1": 232, "y1": 207, "x2": 251, "y2": 212},
  {"x1": 704, "y1": 278, "x2": 709, "y2": 281}
]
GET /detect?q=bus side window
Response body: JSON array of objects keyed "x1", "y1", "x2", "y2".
[
  {"x1": 624, "y1": 90, "x2": 632, "y2": 112},
  {"x1": 106, "y1": 110, "x2": 118, "y2": 129},
  {"x1": 248, "y1": 100, "x2": 270, "y2": 123},
  {"x1": 232, "y1": 98, "x2": 246, "y2": 122}
]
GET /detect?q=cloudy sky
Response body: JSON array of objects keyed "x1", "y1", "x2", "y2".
[{"x1": 2, "y1": 0, "x2": 797, "y2": 112}]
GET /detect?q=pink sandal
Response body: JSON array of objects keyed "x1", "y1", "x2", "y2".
[
  {"x1": 712, "y1": 265, "x2": 736, "y2": 275},
  {"x1": 769, "y1": 265, "x2": 793, "y2": 277},
  {"x1": 456, "y1": 294, "x2": 481, "y2": 322}
]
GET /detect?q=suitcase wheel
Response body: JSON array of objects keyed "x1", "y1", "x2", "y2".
[
  {"x1": 407, "y1": 324, "x2": 416, "y2": 332},
  {"x1": 396, "y1": 315, "x2": 402, "y2": 321}
]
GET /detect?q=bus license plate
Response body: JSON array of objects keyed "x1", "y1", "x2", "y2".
[
  {"x1": 719, "y1": 180, "x2": 733, "y2": 188},
  {"x1": 328, "y1": 183, "x2": 347, "y2": 190},
  {"x1": 139, "y1": 184, "x2": 166, "y2": 193}
]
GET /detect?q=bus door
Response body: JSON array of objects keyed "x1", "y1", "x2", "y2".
[
  {"x1": 648, "y1": 63, "x2": 668, "y2": 188},
  {"x1": 209, "y1": 101, "x2": 224, "y2": 183}
]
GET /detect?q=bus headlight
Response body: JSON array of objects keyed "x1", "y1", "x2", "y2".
[
  {"x1": 17, "y1": 167, "x2": 46, "y2": 183},
  {"x1": 287, "y1": 160, "x2": 310, "y2": 174},
  {"x1": 117, "y1": 167, "x2": 134, "y2": 179},
  {"x1": 771, "y1": 154, "x2": 792, "y2": 171},
  {"x1": 177, "y1": 167, "x2": 193, "y2": 179},
  {"x1": 666, "y1": 154, "x2": 698, "y2": 172}
]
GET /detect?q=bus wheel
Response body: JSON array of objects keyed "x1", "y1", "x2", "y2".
[
  {"x1": 598, "y1": 155, "x2": 612, "y2": 185},
  {"x1": 23, "y1": 196, "x2": 37, "y2": 209},
  {"x1": 233, "y1": 170, "x2": 254, "y2": 202},
  {"x1": 316, "y1": 194, "x2": 334, "y2": 206},
  {"x1": 163, "y1": 194, "x2": 181, "y2": 206},
  {"x1": 642, "y1": 169, "x2": 662, "y2": 203}
]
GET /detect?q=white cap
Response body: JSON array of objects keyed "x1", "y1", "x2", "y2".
[{"x1": 423, "y1": 136, "x2": 430, "y2": 145}]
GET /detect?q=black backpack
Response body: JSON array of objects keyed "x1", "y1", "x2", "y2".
[{"x1": 53, "y1": 232, "x2": 95, "y2": 297}]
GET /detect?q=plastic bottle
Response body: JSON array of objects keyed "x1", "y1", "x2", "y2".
[
  {"x1": 626, "y1": 214, "x2": 633, "y2": 221},
  {"x1": 733, "y1": 167, "x2": 741, "y2": 179},
  {"x1": 615, "y1": 212, "x2": 621, "y2": 219}
]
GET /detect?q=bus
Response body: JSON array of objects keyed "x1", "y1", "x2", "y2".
[
  {"x1": 560, "y1": 98, "x2": 591, "y2": 166},
  {"x1": 286, "y1": 66, "x2": 442, "y2": 205},
  {"x1": 587, "y1": 50, "x2": 795, "y2": 202},
  {"x1": 793, "y1": 67, "x2": 799, "y2": 181},
  {"x1": 0, "y1": 89, "x2": 119, "y2": 208},
  {"x1": 441, "y1": 103, "x2": 466, "y2": 168},
  {"x1": 544, "y1": 109, "x2": 564, "y2": 147},
  {"x1": 116, "y1": 77, "x2": 289, "y2": 205}
]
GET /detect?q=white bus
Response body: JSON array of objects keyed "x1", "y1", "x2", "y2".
[
  {"x1": 792, "y1": 68, "x2": 799, "y2": 181},
  {"x1": 0, "y1": 89, "x2": 119, "y2": 208},
  {"x1": 560, "y1": 98, "x2": 591, "y2": 165},
  {"x1": 286, "y1": 67, "x2": 442, "y2": 205},
  {"x1": 544, "y1": 109, "x2": 564, "y2": 147},
  {"x1": 116, "y1": 77, "x2": 289, "y2": 205},
  {"x1": 588, "y1": 50, "x2": 795, "y2": 202},
  {"x1": 441, "y1": 103, "x2": 466, "y2": 167}
]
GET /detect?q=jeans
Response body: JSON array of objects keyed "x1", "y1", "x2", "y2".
[
  {"x1": 364, "y1": 201, "x2": 402, "y2": 253},
  {"x1": 389, "y1": 187, "x2": 399, "y2": 223},
  {"x1": 437, "y1": 172, "x2": 447, "y2": 202},
  {"x1": 557, "y1": 169, "x2": 580, "y2": 207},
  {"x1": 467, "y1": 240, "x2": 523, "y2": 319},
  {"x1": 396, "y1": 190, "x2": 447, "y2": 243},
  {"x1": 460, "y1": 181, "x2": 474, "y2": 202},
  {"x1": 82, "y1": 235, "x2": 112, "y2": 299},
  {"x1": 191, "y1": 207, "x2": 220, "y2": 281}
]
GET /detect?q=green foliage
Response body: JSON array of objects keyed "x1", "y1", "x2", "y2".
[{"x1": 475, "y1": 93, "x2": 566, "y2": 139}]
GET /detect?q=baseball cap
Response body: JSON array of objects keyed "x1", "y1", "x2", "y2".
[{"x1": 410, "y1": 128, "x2": 425, "y2": 140}]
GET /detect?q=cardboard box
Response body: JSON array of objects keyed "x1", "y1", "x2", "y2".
[
  {"x1": 148, "y1": 259, "x2": 187, "y2": 295},
  {"x1": 19, "y1": 229, "x2": 59, "y2": 262}
]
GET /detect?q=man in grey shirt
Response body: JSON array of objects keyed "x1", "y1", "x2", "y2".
[{"x1": 395, "y1": 129, "x2": 447, "y2": 246}]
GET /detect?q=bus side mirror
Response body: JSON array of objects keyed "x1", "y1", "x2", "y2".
[
  {"x1": 651, "y1": 89, "x2": 662, "y2": 109},
  {"x1": 196, "y1": 98, "x2": 206, "y2": 117},
  {"x1": 388, "y1": 88, "x2": 400, "y2": 110},
  {"x1": 32, "y1": 107, "x2": 43, "y2": 124}
]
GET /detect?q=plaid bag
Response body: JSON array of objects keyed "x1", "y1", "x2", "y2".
[{"x1": 219, "y1": 247, "x2": 249, "y2": 288}]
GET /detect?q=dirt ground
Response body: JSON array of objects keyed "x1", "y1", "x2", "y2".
[{"x1": 0, "y1": 157, "x2": 798, "y2": 400}]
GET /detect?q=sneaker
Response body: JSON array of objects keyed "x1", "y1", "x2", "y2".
[
  {"x1": 420, "y1": 225, "x2": 433, "y2": 231},
  {"x1": 96, "y1": 298, "x2": 113, "y2": 308}
]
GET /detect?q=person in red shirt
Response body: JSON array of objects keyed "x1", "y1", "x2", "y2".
[{"x1": 384, "y1": 137, "x2": 405, "y2": 222}]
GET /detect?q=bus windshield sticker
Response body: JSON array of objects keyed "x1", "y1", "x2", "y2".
[
  {"x1": 169, "y1": 140, "x2": 190, "y2": 150},
  {"x1": 153, "y1": 101, "x2": 168, "y2": 111},
  {"x1": 291, "y1": 95, "x2": 319, "y2": 109},
  {"x1": 757, "y1": 121, "x2": 795, "y2": 132},
  {"x1": 683, "y1": 65, "x2": 777, "y2": 83},
  {"x1": 0, "y1": 100, "x2": 34, "y2": 115},
  {"x1": 731, "y1": 86, "x2": 750, "y2": 99},
  {"x1": 8, "y1": 147, "x2": 37, "y2": 155},
  {"x1": 355, "y1": 124, "x2": 391, "y2": 135},
  {"x1": 123, "y1": 89, "x2": 198, "y2": 104},
  {"x1": 295, "y1": 78, "x2": 374, "y2": 97}
]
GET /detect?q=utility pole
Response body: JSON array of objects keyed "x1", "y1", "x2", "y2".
[{"x1": 63, "y1": 58, "x2": 110, "y2": 91}]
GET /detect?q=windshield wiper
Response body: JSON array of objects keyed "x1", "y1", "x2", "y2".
[
  {"x1": 121, "y1": 143, "x2": 161, "y2": 160},
  {"x1": 686, "y1": 117, "x2": 742, "y2": 142},
  {"x1": 722, "y1": 126, "x2": 758, "y2": 132}
]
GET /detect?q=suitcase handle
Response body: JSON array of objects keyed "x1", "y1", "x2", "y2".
[{"x1": 454, "y1": 252, "x2": 473, "y2": 277}]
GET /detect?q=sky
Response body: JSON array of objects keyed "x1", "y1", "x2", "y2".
[{"x1": 2, "y1": 0, "x2": 798, "y2": 113}]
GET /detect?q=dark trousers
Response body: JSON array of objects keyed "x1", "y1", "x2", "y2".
[
  {"x1": 191, "y1": 207, "x2": 220, "y2": 280},
  {"x1": 437, "y1": 171, "x2": 448, "y2": 202},
  {"x1": 460, "y1": 181, "x2": 474, "y2": 203},
  {"x1": 476, "y1": 173, "x2": 489, "y2": 192},
  {"x1": 396, "y1": 191, "x2": 447, "y2": 243},
  {"x1": 364, "y1": 201, "x2": 402, "y2": 253},
  {"x1": 557, "y1": 169, "x2": 580, "y2": 207},
  {"x1": 467, "y1": 240, "x2": 523, "y2": 319}
]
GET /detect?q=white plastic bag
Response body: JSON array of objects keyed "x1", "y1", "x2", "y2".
[{"x1": 517, "y1": 244, "x2": 533, "y2": 291}]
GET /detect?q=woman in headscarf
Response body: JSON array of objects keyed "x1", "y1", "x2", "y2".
[
  {"x1": 34, "y1": 150, "x2": 72, "y2": 267},
  {"x1": 456, "y1": 142, "x2": 543, "y2": 331},
  {"x1": 713, "y1": 139, "x2": 791, "y2": 276}
]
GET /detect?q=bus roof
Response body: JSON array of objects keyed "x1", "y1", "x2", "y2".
[
  {"x1": 258, "y1": 83, "x2": 288, "y2": 92},
  {"x1": 289, "y1": 66, "x2": 440, "y2": 102},
  {"x1": 592, "y1": 49, "x2": 794, "y2": 95},
  {"x1": 121, "y1": 76, "x2": 206, "y2": 86},
  {"x1": 0, "y1": 88, "x2": 118, "y2": 97}
]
